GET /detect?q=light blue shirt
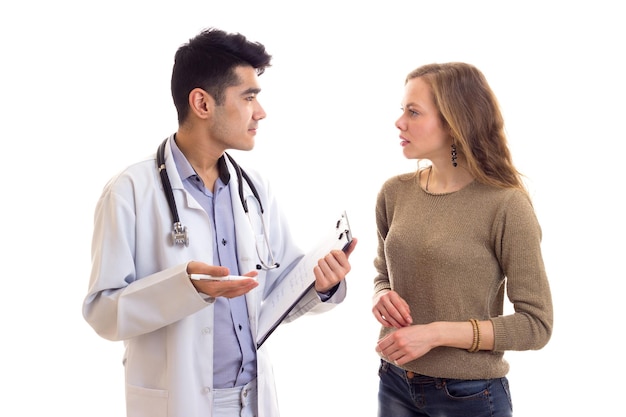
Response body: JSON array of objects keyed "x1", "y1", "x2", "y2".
[{"x1": 171, "y1": 139, "x2": 256, "y2": 388}]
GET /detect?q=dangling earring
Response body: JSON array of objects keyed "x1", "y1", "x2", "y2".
[{"x1": 451, "y1": 142, "x2": 458, "y2": 167}]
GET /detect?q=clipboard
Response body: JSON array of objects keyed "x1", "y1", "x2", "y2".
[{"x1": 256, "y1": 211, "x2": 353, "y2": 348}]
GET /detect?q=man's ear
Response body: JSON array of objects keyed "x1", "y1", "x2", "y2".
[{"x1": 188, "y1": 88, "x2": 214, "y2": 120}]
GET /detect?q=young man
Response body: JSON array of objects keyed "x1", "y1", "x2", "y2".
[{"x1": 82, "y1": 27, "x2": 357, "y2": 417}]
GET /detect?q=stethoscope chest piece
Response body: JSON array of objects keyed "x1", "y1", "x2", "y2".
[{"x1": 172, "y1": 221, "x2": 189, "y2": 247}]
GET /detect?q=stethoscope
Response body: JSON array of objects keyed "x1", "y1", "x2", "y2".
[{"x1": 156, "y1": 138, "x2": 280, "y2": 270}]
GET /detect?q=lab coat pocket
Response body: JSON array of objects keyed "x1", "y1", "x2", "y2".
[{"x1": 126, "y1": 383, "x2": 168, "y2": 417}]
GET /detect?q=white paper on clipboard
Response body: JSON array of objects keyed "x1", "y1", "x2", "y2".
[{"x1": 256, "y1": 211, "x2": 352, "y2": 348}]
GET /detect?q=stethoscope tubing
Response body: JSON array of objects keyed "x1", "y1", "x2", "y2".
[{"x1": 156, "y1": 138, "x2": 279, "y2": 269}]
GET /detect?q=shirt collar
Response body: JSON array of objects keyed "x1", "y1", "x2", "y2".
[{"x1": 170, "y1": 136, "x2": 231, "y2": 185}]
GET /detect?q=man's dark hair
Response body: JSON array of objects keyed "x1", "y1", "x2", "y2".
[{"x1": 171, "y1": 28, "x2": 272, "y2": 124}]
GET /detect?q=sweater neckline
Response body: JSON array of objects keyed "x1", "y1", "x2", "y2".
[{"x1": 418, "y1": 168, "x2": 476, "y2": 196}]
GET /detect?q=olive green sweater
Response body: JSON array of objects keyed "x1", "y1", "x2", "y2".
[{"x1": 374, "y1": 171, "x2": 553, "y2": 380}]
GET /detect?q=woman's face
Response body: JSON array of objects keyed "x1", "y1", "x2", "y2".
[{"x1": 395, "y1": 77, "x2": 450, "y2": 161}]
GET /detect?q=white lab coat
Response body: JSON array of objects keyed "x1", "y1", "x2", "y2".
[{"x1": 82, "y1": 136, "x2": 346, "y2": 417}]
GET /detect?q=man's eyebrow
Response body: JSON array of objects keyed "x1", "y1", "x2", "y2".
[{"x1": 241, "y1": 87, "x2": 261, "y2": 96}]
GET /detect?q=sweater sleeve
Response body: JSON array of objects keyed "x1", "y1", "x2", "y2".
[
  {"x1": 490, "y1": 190, "x2": 553, "y2": 351},
  {"x1": 373, "y1": 181, "x2": 393, "y2": 294}
]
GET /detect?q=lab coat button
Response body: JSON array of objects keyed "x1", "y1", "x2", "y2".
[
  {"x1": 201, "y1": 327, "x2": 211, "y2": 335},
  {"x1": 203, "y1": 387, "x2": 211, "y2": 394}
]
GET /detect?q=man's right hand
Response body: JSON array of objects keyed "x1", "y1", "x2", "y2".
[{"x1": 187, "y1": 261, "x2": 259, "y2": 298}]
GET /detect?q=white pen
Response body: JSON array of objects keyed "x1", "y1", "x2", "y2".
[{"x1": 188, "y1": 274, "x2": 256, "y2": 281}]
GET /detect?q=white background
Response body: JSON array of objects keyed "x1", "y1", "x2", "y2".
[{"x1": 1, "y1": 1, "x2": 624, "y2": 416}]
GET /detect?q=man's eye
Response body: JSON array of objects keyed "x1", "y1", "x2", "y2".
[{"x1": 246, "y1": 95, "x2": 256, "y2": 102}]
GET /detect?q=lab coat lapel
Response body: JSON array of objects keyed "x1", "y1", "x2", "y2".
[
  {"x1": 163, "y1": 136, "x2": 203, "y2": 211},
  {"x1": 227, "y1": 159, "x2": 262, "y2": 336}
]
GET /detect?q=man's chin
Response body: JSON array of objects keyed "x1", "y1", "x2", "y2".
[
  {"x1": 227, "y1": 145, "x2": 254, "y2": 154},
  {"x1": 242, "y1": 140, "x2": 256, "y2": 151}
]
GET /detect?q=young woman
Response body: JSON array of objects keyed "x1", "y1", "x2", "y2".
[{"x1": 372, "y1": 62, "x2": 553, "y2": 417}]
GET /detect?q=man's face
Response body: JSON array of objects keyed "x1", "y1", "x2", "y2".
[{"x1": 208, "y1": 66, "x2": 266, "y2": 152}]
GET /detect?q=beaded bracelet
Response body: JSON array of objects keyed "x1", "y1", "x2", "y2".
[{"x1": 468, "y1": 319, "x2": 481, "y2": 353}]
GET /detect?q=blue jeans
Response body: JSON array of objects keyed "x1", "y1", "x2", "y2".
[{"x1": 378, "y1": 360, "x2": 513, "y2": 417}]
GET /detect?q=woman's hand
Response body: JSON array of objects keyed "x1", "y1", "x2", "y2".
[
  {"x1": 372, "y1": 289, "x2": 413, "y2": 328},
  {"x1": 376, "y1": 324, "x2": 436, "y2": 366},
  {"x1": 375, "y1": 320, "x2": 495, "y2": 366}
]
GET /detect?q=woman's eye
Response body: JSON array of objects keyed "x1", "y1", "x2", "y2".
[{"x1": 401, "y1": 107, "x2": 419, "y2": 117}]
